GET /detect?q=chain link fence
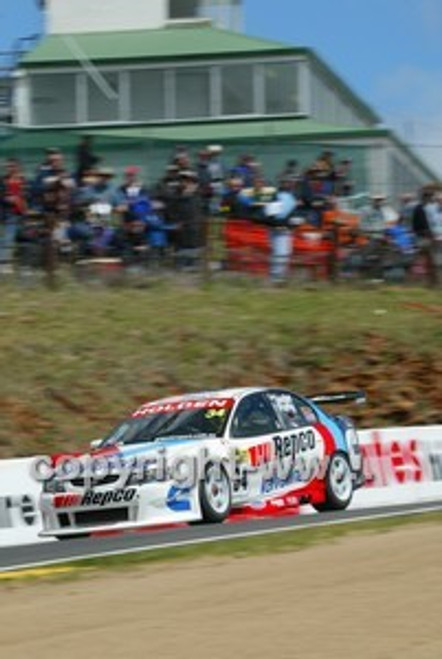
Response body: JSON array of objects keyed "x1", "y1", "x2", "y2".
[{"x1": 1, "y1": 210, "x2": 440, "y2": 288}]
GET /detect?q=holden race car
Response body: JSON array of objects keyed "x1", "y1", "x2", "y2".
[{"x1": 39, "y1": 387, "x2": 365, "y2": 539}]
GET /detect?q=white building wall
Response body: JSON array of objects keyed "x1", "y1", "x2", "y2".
[
  {"x1": 45, "y1": 1, "x2": 243, "y2": 34},
  {"x1": 46, "y1": 0, "x2": 167, "y2": 34}
]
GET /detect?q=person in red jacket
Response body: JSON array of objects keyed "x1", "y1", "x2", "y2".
[{"x1": 0, "y1": 158, "x2": 28, "y2": 272}]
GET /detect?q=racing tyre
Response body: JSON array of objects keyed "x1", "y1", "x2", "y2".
[
  {"x1": 313, "y1": 451, "x2": 353, "y2": 512},
  {"x1": 199, "y1": 462, "x2": 232, "y2": 523}
]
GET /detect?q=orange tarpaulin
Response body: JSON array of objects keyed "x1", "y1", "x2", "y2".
[
  {"x1": 223, "y1": 212, "x2": 363, "y2": 276},
  {"x1": 321, "y1": 209, "x2": 365, "y2": 246},
  {"x1": 223, "y1": 218, "x2": 270, "y2": 274},
  {"x1": 224, "y1": 218, "x2": 332, "y2": 276}
]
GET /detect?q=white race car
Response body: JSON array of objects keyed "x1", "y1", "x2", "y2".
[{"x1": 39, "y1": 387, "x2": 365, "y2": 539}]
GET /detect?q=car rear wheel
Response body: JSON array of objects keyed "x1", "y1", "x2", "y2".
[
  {"x1": 313, "y1": 452, "x2": 353, "y2": 512},
  {"x1": 199, "y1": 462, "x2": 232, "y2": 523}
]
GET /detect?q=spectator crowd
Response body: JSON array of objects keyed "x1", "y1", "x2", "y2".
[{"x1": 0, "y1": 137, "x2": 440, "y2": 284}]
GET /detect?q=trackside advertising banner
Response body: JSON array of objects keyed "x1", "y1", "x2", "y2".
[
  {"x1": 349, "y1": 426, "x2": 442, "y2": 509},
  {"x1": 0, "y1": 426, "x2": 441, "y2": 547}
]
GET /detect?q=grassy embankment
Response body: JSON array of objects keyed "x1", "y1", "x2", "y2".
[{"x1": 0, "y1": 280, "x2": 441, "y2": 457}]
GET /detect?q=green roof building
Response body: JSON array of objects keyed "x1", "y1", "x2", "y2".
[{"x1": 4, "y1": 0, "x2": 436, "y2": 196}]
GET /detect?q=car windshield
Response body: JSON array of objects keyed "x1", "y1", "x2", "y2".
[{"x1": 101, "y1": 406, "x2": 231, "y2": 446}]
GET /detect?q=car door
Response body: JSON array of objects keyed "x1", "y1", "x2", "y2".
[
  {"x1": 228, "y1": 392, "x2": 282, "y2": 502},
  {"x1": 265, "y1": 390, "x2": 325, "y2": 491}
]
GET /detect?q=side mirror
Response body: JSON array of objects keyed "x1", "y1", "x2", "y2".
[{"x1": 90, "y1": 438, "x2": 103, "y2": 451}]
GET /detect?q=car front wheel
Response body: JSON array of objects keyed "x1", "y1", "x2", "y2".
[{"x1": 199, "y1": 462, "x2": 232, "y2": 523}]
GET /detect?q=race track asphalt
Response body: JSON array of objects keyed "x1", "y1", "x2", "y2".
[{"x1": 0, "y1": 500, "x2": 441, "y2": 572}]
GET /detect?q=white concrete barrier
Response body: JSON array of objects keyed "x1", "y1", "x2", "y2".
[{"x1": 0, "y1": 458, "x2": 49, "y2": 547}]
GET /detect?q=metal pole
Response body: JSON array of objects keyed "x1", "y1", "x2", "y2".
[{"x1": 42, "y1": 211, "x2": 57, "y2": 289}]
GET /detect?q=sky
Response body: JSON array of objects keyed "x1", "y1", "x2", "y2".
[{"x1": 1, "y1": 0, "x2": 442, "y2": 175}]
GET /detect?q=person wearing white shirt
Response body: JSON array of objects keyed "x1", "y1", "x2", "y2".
[{"x1": 265, "y1": 179, "x2": 298, "y2": 283}]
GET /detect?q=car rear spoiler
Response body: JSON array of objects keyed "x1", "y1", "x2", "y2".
[{"x1": 308, "y1": 391, "x2": 366, "y2": 405}]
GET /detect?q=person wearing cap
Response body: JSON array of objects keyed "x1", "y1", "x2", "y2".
[
  {"x1": 28, "y1": 149, "x2": 76, "y2": 280},
  {"x1": 110, "y1": 209, "x2": 149, "y2": 266},
  {"x1": 277, "y1": 159, "x2": 299, "y2": 190},
  {"x1": 155, "y1": 164, "x2": 180, "y2": 199},
  {"x1": 173, "y1": 169, "x2": 205, "y2": 268},
  {"x1": 15, "y1": 208, "x2": 46, "y2": 270},
  {"x1": 358, "y1": 193, "x2": 405, "y2": 280},
  {"x1": 154, "y1": 164, "x2": 183, "y2": 251},
  {"x1": 313, "y1": 150, "x2": 337, "y2": 195},
  {"x1": 173, "y1": 148, "x2": 192, "y2": 176},
  {"x1": 33, "y1": 148, "x2": 62, "y2": 192},
  {"x1": 196, "y1": 146, "x2": 225, "y2": 216},
  {"x1": 144, "y1": 199, "x2": 177, "y2": 265},
  {"x1": 32, "y1": 148, "x2": 74, "y2": 211},
  {"x1": 296, "y1": 164, "x2": 329, "y2": 226},
  {"x1": 360, "y1": 194, "x2": 392, "y2": 236},
  {"x1": 398, "y1": 192, "x2": 417, "y2": 229},
  {"x1": 220, "y1": 177, "x2": 244, "y2": 217},
  {"x1": 413, "y1": 186, "x2": 437, "y2": 240},
  {"x1": 230, "y1": 155, "x2": 257, "y2": 188},
  {"x1": 79, "y1": 167, "x2": 117, "y2": 226},
  {"x1": 335, "y1": 158, "x2": 354, "y2": 196},
  {"x1": 39, "y1": 151, "x2": 76, "y2": 221},
  {"x1": 111, "y1": 168, "x2": 153, "y2": 264},
  {"x1": 115, "y1": 166, "x2": 151, "y2": 217},
  {"x1": 75, "y1": 135, "x2": 100, "y2": 183},
  {"x1": 238, "y1": 175, "x2": 277, "y2": 222}
]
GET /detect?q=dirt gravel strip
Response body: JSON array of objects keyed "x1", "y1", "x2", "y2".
[{"x1": 0, "y1": 521, "x2": 441, "y2": 659}]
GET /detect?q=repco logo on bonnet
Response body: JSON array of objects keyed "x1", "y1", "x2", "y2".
[{"x1": 81, "y1": 489, "x2": 137, "y2": 506}]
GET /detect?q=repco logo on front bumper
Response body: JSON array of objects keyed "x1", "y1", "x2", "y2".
[{"x1": 54, "y1": 489, "x2": 136, "y2": 508}]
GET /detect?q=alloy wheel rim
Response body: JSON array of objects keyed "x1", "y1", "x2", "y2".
[
  {"x1": 205, "y1": 466, "x2": 230, "y2": 513},
  {"x1": 330, "y1": 455, "x2": 352, "y2": 502}
]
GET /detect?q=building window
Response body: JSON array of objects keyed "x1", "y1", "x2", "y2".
[
  {"x1": 130, "y1": 70, "x2": 165, "y2": 121},
  {"x1": 309, "y1": 68, "x2": 365, "y2": 127},
  {"x1": 169, "y1": 0, "x2": 199, "y2": 19},
  {"x1": 175, "y1": 67, "x2": 210, "y2": 119},
  {"x1": 31, "y1": 73, "x2": 77, "y2": 125},
  {"x1": 264, "y1": 62, "x2": 298, "y2": 115},
  {"x1": 221, "y1": 64, "x2": 254, "y2": 116},
  {"x1": 87, "y1": 72, "x2": 120, "y2": 123}
]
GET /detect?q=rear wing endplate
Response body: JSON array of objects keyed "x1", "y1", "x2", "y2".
[{"x1": 308, "y1": 391, "x2": 366, "y2": 405}]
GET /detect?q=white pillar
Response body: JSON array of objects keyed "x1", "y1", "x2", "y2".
[
  {"x1": 13, "y1": 71, "x2": 31, "y2": 126},
  {"x1": 367, "y1": 138, "x2": 390, "y2": 198}
]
